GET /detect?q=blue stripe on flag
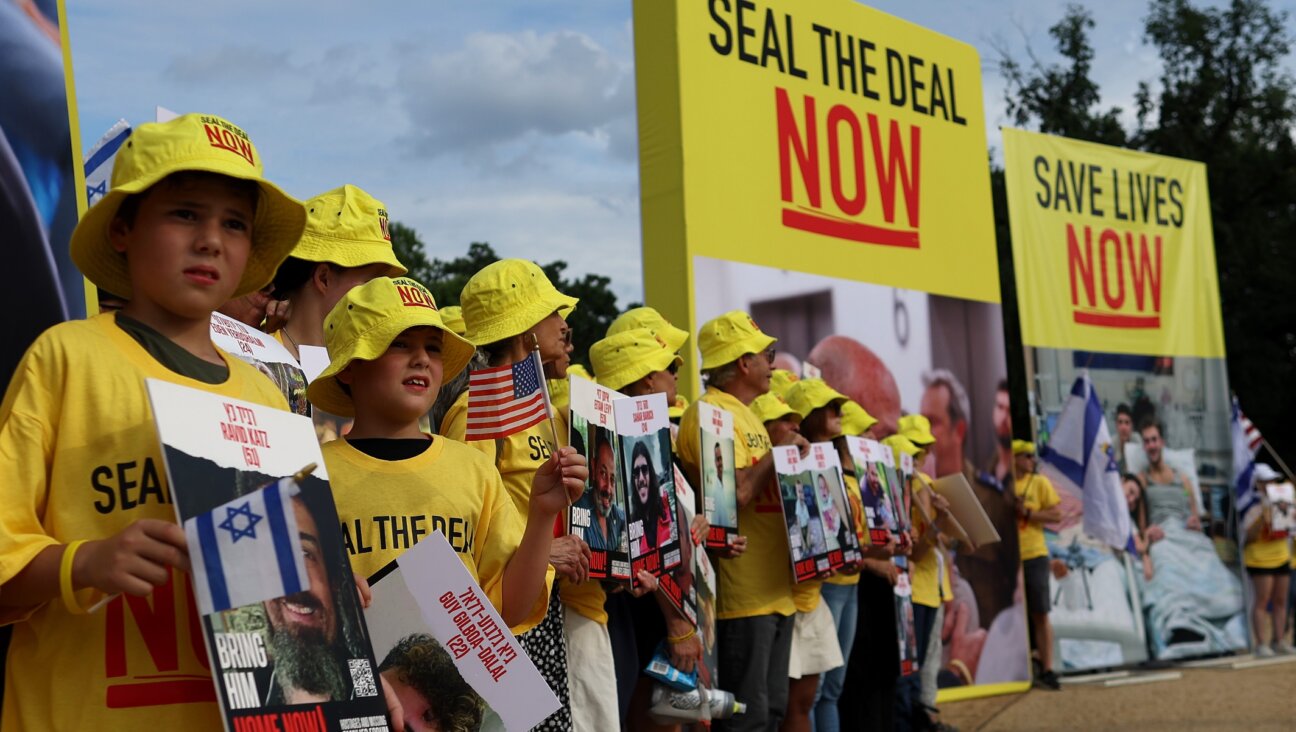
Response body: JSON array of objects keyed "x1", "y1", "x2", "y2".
[
  {"x1": 263, "y1": 481, "x2": 302, "y2": 596},
  {"x1": 196, "y1": 510, "x2": 231, "y2": 611},
  {"x1": 84, "y1": 126, "x2": 131, "y2": 175}
]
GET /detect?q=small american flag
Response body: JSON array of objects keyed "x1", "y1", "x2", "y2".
[{"x1": 465, "y1": 351, "x2": 552, "y2": 440}]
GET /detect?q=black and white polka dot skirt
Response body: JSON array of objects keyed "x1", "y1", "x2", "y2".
[{"x1": 518, "y1": 591, "x2": 573, "y2": 731}]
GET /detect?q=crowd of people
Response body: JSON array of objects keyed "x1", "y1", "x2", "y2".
[{"x1": 3, "y1": 111, "x2": 1291, "y2": 732}]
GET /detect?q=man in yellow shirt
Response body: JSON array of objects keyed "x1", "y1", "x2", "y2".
[
  {"x1": 1012, "y1": 440, "x2": 1062, "y2": 690},
  {"x1": 678, "y1": 311, "x2": 806, "y2": 732}
]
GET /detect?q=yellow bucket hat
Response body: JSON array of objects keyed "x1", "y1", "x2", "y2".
[
  {"x1": 591, "y1": 328, "x2": 682, "y2": 392},
  {"x1": 785, "y1": 378, "x2": 848, "y2": 419},
  {"x1": 1012, "y1": 439, "x2": 1036, "y2": 456},
  {"x1": 669, "y1": 394, "x2": 689, "y2": 420},
  {"x1": 440, "y1": 305, "x2": 466, "y2": 336},
  {"x1": 769, "y1": 369, "x2": 800, "y2": 398},
  {"x1": 291, "y1": 184, "x2": 406, "y2": 275},
  {"x1": 841, "y1": 400, "x2": 878, "y2": 436},
  {"x1": 898, "y1": 414, "x2": 937, "y2": 446},
  {"x1": 70, "y1": 113, "x2": 306, "y2": 299},
  {"x1": 460, "y1": 259, "x2": 578, "y2": 346},
  {"x1": 549, "y1": 363, "x2": 589, "y2": 412},
  {"x1": 307, "y1": 277, "x2": 475, "y2": 417},
  {"x1": 751, "y1": 392, "x2": 799, "y2": 424},
  {"x1": 608, "y1": 306, "x2": 689, "y2": 353},
  {"x1": 882, "y1": 434, "x2": 921, "y2": 458},
  {"x1": 698, "y1": 310, "x2": 777, "y2": 370}
]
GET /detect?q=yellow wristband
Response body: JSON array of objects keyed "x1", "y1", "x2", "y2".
[
  {"x1": 667, "y1": 628, "x2": 696, "y2": 644},
  {"x1": 59, "y1": 540, "x2": 96, "y2": 615}
]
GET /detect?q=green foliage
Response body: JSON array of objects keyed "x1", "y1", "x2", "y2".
[
  {"x1": 387, "y1": 230, "x2": 622, "y2": 369},
  {"x1": 996, "y1": 0, "x2": 1296, "y2": 459}
]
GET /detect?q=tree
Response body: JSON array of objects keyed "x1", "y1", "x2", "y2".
[
  {"x1": 389, "y1": 226, "x2": 623, "y2": 369},
  {"x1": 996, "y1": 0, "x2": 1296, "y2": 460}
]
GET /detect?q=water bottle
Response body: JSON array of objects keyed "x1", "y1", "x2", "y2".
[{"x1": 649, "y1": 684, "x2": 747, "y2": 723}]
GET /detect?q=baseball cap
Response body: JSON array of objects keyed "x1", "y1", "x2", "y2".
[
  {"x1": 882, "y1": 434, "x2": 920, "y2": 458},
  {"x1": 769, "y1": 369, "x2": 799, "y2": 398},
  {"x1": 307, "y1": 277, "x2": 474, "y2": 417},
  {"x1": 669, "y1": 394, "x2": 689, "y2": 420},
  {"x1": 751, "y1": 392, "x2": 799, "y2": 424},
  {"x1": 70, "y1": 113, "x2": 306, "y2": 299},
  {"x1": 440, "y1": 305, "x2": 466, "y2": 336},
  {"x1": 608, "y1": 306, "x2": 689, "y2": 353},
  {"x1": 591, "y1": 328, "x2": 682, "y2": 392},
  {"x1": 1254, "y1": 463, "x2": 1281, "y2": 483},
  {"x1": 841, "y1": 400, "x2": 878, "y2": 437},
  {"x1": 1012, "y1": 439, "x2": 1036, "y2": 456},
  {"x1": 785, "y1": 378, "x2": 848, "y2": 419},
  {"x1": 290, "y1": 184, "x2": 406, "y2": 276},
  {"x1": 460, "y1": 259, "x2": 578, "y2": 346},
  {"x1": 698, "y1": 310, "x2": 777, "y2": 370},
  {"x1": 898, "y1": 414, "x2": 937, "y2": 446}
]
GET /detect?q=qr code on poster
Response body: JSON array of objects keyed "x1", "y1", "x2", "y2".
[{"x1": 349, "y1": 658, "x2": 378, "y2": 697}]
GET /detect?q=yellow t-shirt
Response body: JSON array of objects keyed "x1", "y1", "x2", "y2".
[
  {"x1": 826, "y1": 472, "x2": 865, "y2": 587},
  {"x1": 792, "y1": 578, "x2": 824, "y2": 613},
  {"x1": 679, "y1": 387, "x2": 795, "y2": 619},
  {"x1": 0, "y1": 314, "x2": 289, "y2": 731},
  {"x1": 1015, "y1": 473, "x2": 1060, "y2": 562},
  {"x1": 1243, "y1": 533, "x2": 1292, "y2": 570},
  {"x1": 322, "y1": 436, "x2": 550, "y2": 633},
  {"x1": 910, "y1": 479, "x2": 941, "y2": 608}
]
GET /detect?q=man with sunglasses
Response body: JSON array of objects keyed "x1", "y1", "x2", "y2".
[{"x1": 678, "y1": 311, "x2": 807, "y2": 732}]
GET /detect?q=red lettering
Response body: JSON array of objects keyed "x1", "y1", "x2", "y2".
[
  {"x1": 867, "y1": 113, "x2": 921, "y2": 228},
  {"x1": 1125, "y1": 232, "x2": 1163, "y2": 313},
  {"x1": 777, "y1": 87, "x2": 820, "y2": 208},
  {"x1": 827, "y1": 104, "x2": 865, "y2": 215},
  {"x1": 1067, "y1": 223, "x2": 1163, "y2": 329},
  {"x1": 1066, "y1": 223, "x2": 1096, "y2": 308},
  {"x1": 1099, "y1": 228, "x2": 1125, "y2": 309}
]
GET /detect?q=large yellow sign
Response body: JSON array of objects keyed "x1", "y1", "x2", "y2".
[
  {"x1": 635, "y1": 0, "x2": 999, "y2": 342},
  {"x1": 1003, "y1": 128, "x2": 1225, "y2": 358}
]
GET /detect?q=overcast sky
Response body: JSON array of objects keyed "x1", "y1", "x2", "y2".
[{"x1": 66, "y1": 1, "x2": 1294, "y2": 306}]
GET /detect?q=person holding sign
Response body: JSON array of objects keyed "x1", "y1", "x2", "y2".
[
  {"x1": 0, "y1": 114, "x2": 307, "y2": 730},
  {"x1": 1011, "y1": 440, "x2": 1063, "y2": 690},
  {"x1": 267, "y1": 185, "x2": 406, "y2": 366},
  {"x1": 782, "y1": 379, "x2": 849, "y2": 732},
  {"x1": 678, "y1": 311, "x2": 805, "y2": 732},
  {"x1": 1243, "y1": 464, "x2": 1293, "y2": 656}
]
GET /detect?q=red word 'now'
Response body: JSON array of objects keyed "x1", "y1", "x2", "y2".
[{"x1": 1066, "y1": 223, "x2": 1163, "y2": 329}]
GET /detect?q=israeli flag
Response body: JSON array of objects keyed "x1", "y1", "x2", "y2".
[
  {"x1": 1038, "y1": 373, "x2": 1133, "y2": 551},
  {"x1": 1230, "y1": 397, "x2": 1262, "y2": 530},
  {"x1": 185, "y1": 477, "x2": 310, "y2": 616},
  {"x1": 84, "y1": 120, "x2": 131, "y2": 207}
]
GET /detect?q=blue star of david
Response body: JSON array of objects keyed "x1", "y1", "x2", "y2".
[{"x1": 218, "y1": 502, "x2": 262, "y2": 543}]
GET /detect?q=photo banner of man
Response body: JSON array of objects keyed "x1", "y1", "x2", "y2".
[
  {"x1": 615, "y1": 392, "x2": 683, "y2": 587},
  {"x1": 698, "y1": 401, "x2": 740, "y2": 549},
  {"x1": 807, "y1": 440, "x2": 862, "y2": 567},
  {"x1": 568, "y1": 374, "x2": 632, "y2": 581},
  {"x1": 1002, "y1": 128, "x2": 1225, "y2": 359},
  {"x1": 366, "y1": 533, "x2": 561, "y2": 732},
  {"x1": 146, "y1": 380, "x2": 387, "y2": 732},
  {"x1": 847, "y1": 437, "x2": 903, "y2": 545},
  {"x1": 1003, "y1": 129, "x2": 1247, "y2": 667}
]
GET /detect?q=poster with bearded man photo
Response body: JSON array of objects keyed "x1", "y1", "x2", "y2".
[{"x1": 149, "y1": 381, "x2": 386, "y2": 732}]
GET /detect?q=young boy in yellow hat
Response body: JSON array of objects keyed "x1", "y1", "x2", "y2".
[
  {"x1": 0, "y1": 113, "x2": 305, "y2": 730},
  {"x1": 306, "y1": 277, "x2": 584, "y2": 631},
  {"x1": 268, "y1": 184, "x2": 406, "y2": 364}
]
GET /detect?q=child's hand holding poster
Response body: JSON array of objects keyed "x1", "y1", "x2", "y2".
[
  {"x1": 614, "y1": 392, "x2": 682, "y2": 586},
  {"x1": 366, "y1": 532, "x2": 559, "y2": 732},
  {"x1": 697, "y1": 402, "x2": 739, "y2": 549},
  {"x1": 567, "y1": 374, "x2": 631, "y2": 580},
  {"x1": 146, "y1": 379, "x2": 387, "y2": 732}
]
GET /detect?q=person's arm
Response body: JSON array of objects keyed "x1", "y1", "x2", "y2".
[
  {"x1": 655, "y1": 591, "x2": 702, "y2": 673},
  {"x1": 1183, "y1": 475, "x2": 1202, "y2": 530},
  {"x1": 503, "y1": 447, "x2": 587, "y2": 625},
  {"x1": 1, "y1": 520, "x2": 189, "y2": 608}
]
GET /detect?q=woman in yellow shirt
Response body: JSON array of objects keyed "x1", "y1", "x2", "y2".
[{"x1": 1244, "y1": 464, "x2": 1293, "y2": 656}]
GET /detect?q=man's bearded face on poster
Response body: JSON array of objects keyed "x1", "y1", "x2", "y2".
[
  {"x1": 264, "y1": 496, "x2": 348, "y2": 701},
  {"x1": 595, "y1": 438, "x2": 616, "y2": 518}
]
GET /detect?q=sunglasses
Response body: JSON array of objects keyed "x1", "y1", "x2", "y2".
[
  {"x1": 667, "y1": 361, "x2": 680, "y2": 376},
  {"x1": 745, "y1": 347, "x2": 776, "y2": 365},
  {"x1": 633, "y1": 464, "x2": 651, "y2": 478}
]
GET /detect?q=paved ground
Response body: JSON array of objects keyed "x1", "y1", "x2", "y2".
[{"x1": 939, "y1": 657, "x2": 1296, "y2": 731}]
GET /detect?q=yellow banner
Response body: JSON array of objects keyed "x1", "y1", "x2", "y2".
[
  {"x1": 1003, "y1": 128, "x2": 1225, "y2": 358},
  {"x1": 635, "y1": 0, "x2": 999, "y2": 312}
]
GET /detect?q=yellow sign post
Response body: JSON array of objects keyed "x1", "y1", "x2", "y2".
[{"x1": 1002, "y1": 128, "x2": 1225, "y2": 357}]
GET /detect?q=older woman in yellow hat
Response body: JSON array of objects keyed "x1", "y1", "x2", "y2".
[{"x1": 440, "y1": 258, "x2": 583, "y2": 731}]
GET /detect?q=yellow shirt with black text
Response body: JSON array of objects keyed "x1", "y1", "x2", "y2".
[
  {"x1": 1015, "y1": 473, "x2": 1060, "y2": 562},
  {"x1": 322, "y1": 436, "x2": 550, "y2": 633},
  {"x1": 679, "y1": 387, "x2": 795, "y2": 619},
  {"x1": 0, "y1": 314, "x2": 289, "y2": 731}
]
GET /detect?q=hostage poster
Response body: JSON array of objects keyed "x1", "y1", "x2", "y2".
[
  {"x1": 146, "y1": 379, "x2": 387, "y2": 732},
  {"x1": 614, "y1": 392, "x2": 682, "y2": 588},
  {"x1": 567, "y1": 374, "x2": 631, "y2": 581},
  {"x1": 773, "y1": 444, "x2": 844, "y2": 582},
  {"x1": 697, "y1": 401, "x2": 739, "y2": 549}
]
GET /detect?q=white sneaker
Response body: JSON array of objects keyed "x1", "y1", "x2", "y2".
[
  {"x1": 1256, "y1": 645, "x2": 1276, "y2": 657},
  {"x1": 1276, "y1": 642, "x2": 1296, "y2": 655}
]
